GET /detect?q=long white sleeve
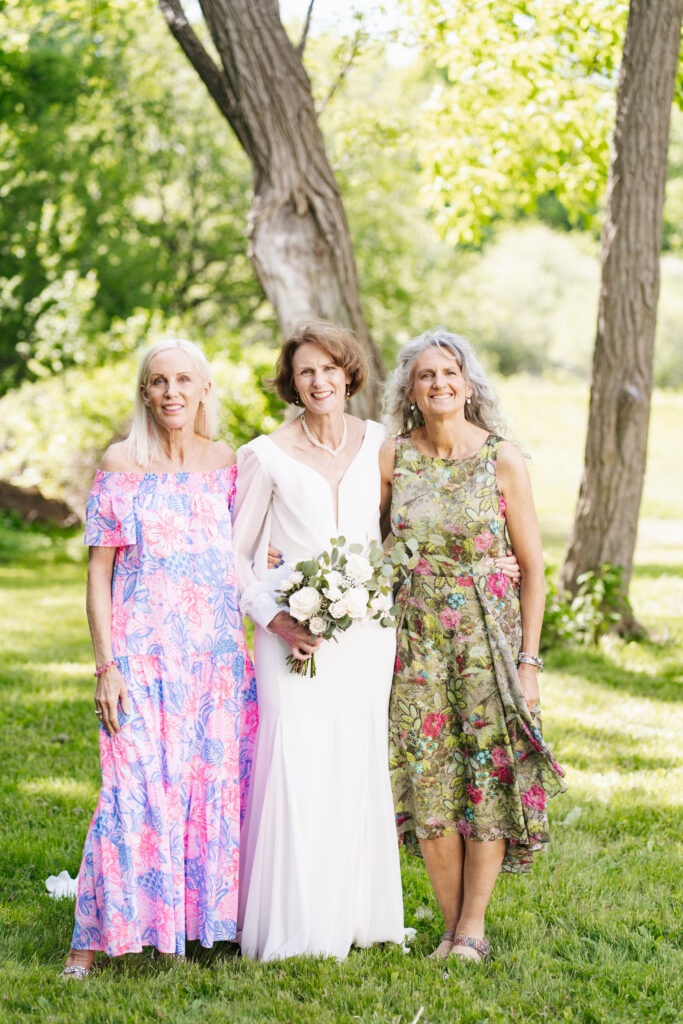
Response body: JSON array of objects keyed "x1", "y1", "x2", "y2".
[{"x1": 233, "y1": 443, "x2": 285, "y2": 631}]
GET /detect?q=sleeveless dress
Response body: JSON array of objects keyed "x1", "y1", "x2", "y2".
[
  {"x1": 233, "y1": 420, "x2": 404, "y2": 960},
  {"x1": 71, "y1": 467, "x2": 258, "y2": 955},
  {"x1": 388, "y1": 434, "x2": 566, "y2": 872}
]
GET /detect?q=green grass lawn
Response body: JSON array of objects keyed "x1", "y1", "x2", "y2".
[{"x1": 1, "y1": 380, "x2": 682, "y2": 1023}]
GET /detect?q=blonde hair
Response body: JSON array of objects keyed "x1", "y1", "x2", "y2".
[
  {"x1": 383, "y1": 328, "x2": 506, "y2": 436},
  {"x1": 126, "y1": 338, "x2": 219, "y2": 467}
]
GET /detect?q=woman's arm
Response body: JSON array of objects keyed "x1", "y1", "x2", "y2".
[
  {"x1": 379, "y1": 438, "x2": 396, "y2": 541},
  {"x1": 495, "y1": 441, "x2": 545, "y2": 710},
  {"x1": 87, "y1": 546, "x2": 130, "y2": 736},
  {"x1": 233, "y1": 444, "x2": 320, "y2": 662}
]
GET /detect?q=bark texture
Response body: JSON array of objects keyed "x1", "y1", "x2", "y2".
[
  {"x1": 158, "y1": 0, "x2": 384, "y2": 417},
  {"x1": 561, "y1": 0, "x2": 683, "y2": 604}
]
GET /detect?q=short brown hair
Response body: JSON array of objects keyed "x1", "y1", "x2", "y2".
[{"x1": 271, "y1": 320, "x2": 369, "y2": 405}]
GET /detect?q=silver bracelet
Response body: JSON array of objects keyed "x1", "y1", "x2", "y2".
[{"x1": 518, "y1": 651, "x2": 544, "y2": 672}]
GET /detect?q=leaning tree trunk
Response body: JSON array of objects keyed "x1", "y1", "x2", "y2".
[
  {"x1": 561, "y1": 0, "x2": 682, "y2": 621},
  {"x1": 158, "y1": 0, "x2": 384, "y2": 418}
]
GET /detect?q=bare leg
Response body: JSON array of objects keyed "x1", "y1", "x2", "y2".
[
  {"x1": 419, "y1": 833, "x2": 465, "y2": 958},
  {"x1": 451, "y1": 837, "x2": 506, "y2": 961},
  {"x1": 62, "y1": 948, "x2": 96, "y2": 976}
]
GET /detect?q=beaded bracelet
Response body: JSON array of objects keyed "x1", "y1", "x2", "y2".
[
  {"x1": 518, "y1": 651, "x2": 544, "y2": 672},
  {"x1": 93, "y1": 659, "x2": 117, "y2": 678}
]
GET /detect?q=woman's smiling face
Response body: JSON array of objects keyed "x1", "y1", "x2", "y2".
[
  {"x1": 291, "y1": 342, "x2": 349, "y2": 416},
  {"x1": 409, "y1": 346, "x2": 472, "y2": 418},
  {"x1": 143, "y1": 348, "x2": 209, "y2": 432}
]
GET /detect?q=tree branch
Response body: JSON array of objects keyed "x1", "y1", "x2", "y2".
[
  {"x1": 297, "y1": 0, "x2": 315, "y2": 56},
  {"x1": 157, "y1": 0, "x2": 249, "y2": 151},
  {"x1": 316, "y1": 22, "x2": 364, "y2": 116}
]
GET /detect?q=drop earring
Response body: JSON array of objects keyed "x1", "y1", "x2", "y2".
[
  {"x1": 202, "y1": 404, "x2": 207, "y2": 434},
  {"x1": 410, "y1": 403, "x2": 415, "y2": 411},
  {"x1": 147, "y1": 408, "x2": 152, "y2": 436},
  {"x1": 466, "y1": 397, "x2": 472, "y2": 405}
]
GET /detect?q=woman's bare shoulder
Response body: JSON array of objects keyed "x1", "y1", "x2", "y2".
[
  {"x1": 496, "y1": 438, "x2": 526, "y2": 471},
  {"x1": 99, "y1": 442, "x2": 139, "y2": 473},
  {"x1": 206, "y1": 440, "x2": 236, "y2": 468},
  {"x1": 379, "y1": 436, "x2": 397, "y2": 477}
]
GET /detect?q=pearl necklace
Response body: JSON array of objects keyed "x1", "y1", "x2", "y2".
[{"x1": 300, "y1": 412, "x2": 348, "y2": 457}]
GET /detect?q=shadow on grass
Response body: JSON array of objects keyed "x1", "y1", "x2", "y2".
[{"x1": 546, "y1": 645, "x2": 682, "y2": 703}]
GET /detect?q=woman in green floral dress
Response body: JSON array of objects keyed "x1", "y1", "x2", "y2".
[{"x1": 379, "y1": 329, "x2": 566, "y2": 962}]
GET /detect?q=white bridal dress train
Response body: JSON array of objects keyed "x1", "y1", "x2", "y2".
[{"x1": 233, "y1": 420, "x2": 404, "y2": 961}]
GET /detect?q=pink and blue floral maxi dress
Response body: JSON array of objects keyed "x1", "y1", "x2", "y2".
[{"x1": 71, "y1": 467, "x2": 258, "y2": 955}]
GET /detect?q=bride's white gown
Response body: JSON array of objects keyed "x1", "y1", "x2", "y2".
[{"x1": 233, "y1": 420, "x2": 404, "y2": 961}]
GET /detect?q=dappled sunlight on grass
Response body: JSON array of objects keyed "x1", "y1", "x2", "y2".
[
  {"x1": 18, "y1": 777, "x2": 96, "y2": 802},
  {"x1": 561, "y1": 765, "x2": 681, "y2": 810},
  {"x1": 7, "y1": 669, "x2": 90, "y2": 693}
]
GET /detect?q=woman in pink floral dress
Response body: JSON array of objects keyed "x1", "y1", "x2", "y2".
[
  {"x1": 380, "y1": 329, "x2": 566, "y2": 963},
  {"x1": 61, "y1": 340, "x2": 258, "y2": 978}
]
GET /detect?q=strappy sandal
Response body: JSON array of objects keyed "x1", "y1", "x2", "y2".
[
  {"x1": 449, "y1": 935, "x2": 491, "y2": 962},
  {"x1": 59, "y1": 964, "x2": 91, "y2": 980},
  {"x1": 429, "y1": 929, "x2": 455, "y2": 959}
]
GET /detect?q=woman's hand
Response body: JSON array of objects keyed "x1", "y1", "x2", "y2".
[
  {"x1": 517, "y1": 662, "x2": 539, "y2": 713},
  {"x1": 268, "y1": 610, "x2": 323, "y2": 662},
  {"x1": 267, "y1": 545, "x2": 285, "y2": 569},
  {"x1": 94, "y1": 665, "x2": 132, "y2": 737},
  {"x1": 495, "y1": 548, "x2": 521, "y2": 581}
]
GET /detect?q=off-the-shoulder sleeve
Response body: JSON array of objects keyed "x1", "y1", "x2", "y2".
[
  {"x1": 233, "y1": 442, "x2": 281, "y2": 631},
  {"x1": 84, "y1": 479, "x2": 137, "y2": 548}
]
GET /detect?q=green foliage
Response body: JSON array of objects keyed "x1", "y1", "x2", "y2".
[
  {"x1": 662, "y1": 109, "x2": 683, "y2": 251},
  {"x1": 313, "y1": 37, "x2": 473, "y2": 361},
  {"x1": 542, "y1": 562, "x2": 630, "y2": 649},
  {"x1": 0, "y1": 0, "x2": 267, "y2": 392},
  {"x1": 403, "y1": 0, "x2": 630, "y2": 244}
]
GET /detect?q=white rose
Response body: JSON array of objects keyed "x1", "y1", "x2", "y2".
[
  {"x1": 343, "y1": 586, "x2": 370, "y2": 619},
  {"x1": 281, "y1": 570, "x2": 304, "y2": 592},
  {"x1": 370, "y1": 591, "x2": 393, "y2": 614},
  {"x1": 345, "y1": 553, "x2": 373, "y2": 584},
  {"x1": 288, "y1": 586, "x2": 321, "y2": 621},
  {"x1": 324, "y1": 570, "x2": 344, "y2": 588},
  {"x1": 329, "y1": 599, "x2": 348, "y2": 619},
  {"x1": 323, "y1": 585, "x2": 343, "y2": 602},
  {"x1": 308, "y1": 616, "x2": 326, "y2": 635}
]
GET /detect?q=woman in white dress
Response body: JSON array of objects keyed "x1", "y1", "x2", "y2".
[{"x1": 232, "y1": 320, "x2": 404, "y2": 961}]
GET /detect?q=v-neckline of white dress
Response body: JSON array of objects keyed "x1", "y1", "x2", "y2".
[{"x1": 264, "y1": 423, "x2": 371, "y2": 532}]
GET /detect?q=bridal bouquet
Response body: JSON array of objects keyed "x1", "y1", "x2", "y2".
[{"x1": 276, "y1": 536, "x2": 419, "y2": 677}]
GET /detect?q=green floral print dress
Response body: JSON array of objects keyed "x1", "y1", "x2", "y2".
[{"x1": 388, "y1": 434, "x2": 566, "y2": 873}]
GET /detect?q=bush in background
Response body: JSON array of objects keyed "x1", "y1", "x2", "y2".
[{"x1": 542, "y1": 561, "x2": 629, "y2": 649}]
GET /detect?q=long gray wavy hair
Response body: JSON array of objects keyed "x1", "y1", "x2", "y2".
[{"x1": 383, "y1": 328, "x2": 507, "y2": 437}]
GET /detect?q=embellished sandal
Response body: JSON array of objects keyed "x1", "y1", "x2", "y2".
[
  {"x1": 59, "y1": 964, "x2": 91, "y2": 980},
  {"x1": 449, "y1": 935, "x2": 491, "y2": 962},
  {"x1": 429, "y1": 929, "x2": 456, "y2": 959}
]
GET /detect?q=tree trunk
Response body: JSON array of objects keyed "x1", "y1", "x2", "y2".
[
  {"x1": 157, "y1": 0, "x2": 384, "y2": 418},
  {"x1": 561, "y1": 0, "x2": 682, "y2": 619}
]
